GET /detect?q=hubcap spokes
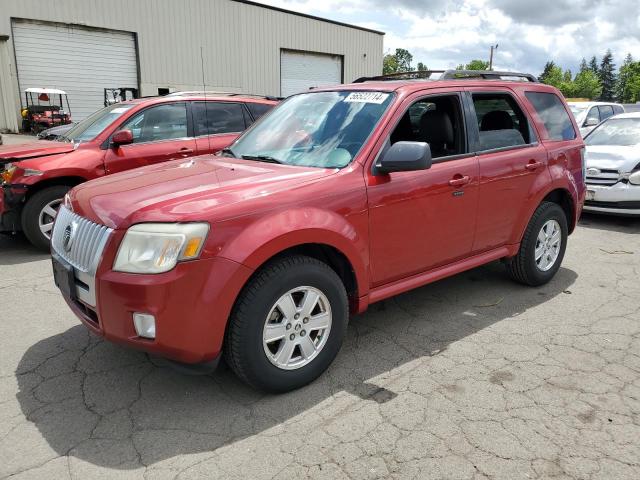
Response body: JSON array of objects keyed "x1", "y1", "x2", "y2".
[
  {"x1": 39, "y1": 199, "x2": 63, "y2": 238},
  {"x1": 263, "y1": 286, "x2": 332, "y2": 370},
  {"x1": 535, "y1": 219, "x2": 561, "y2": 272}
]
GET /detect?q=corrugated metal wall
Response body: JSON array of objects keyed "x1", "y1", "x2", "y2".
[{"x1": 0, "y1": 0, "x2": 384, "y2": 132}]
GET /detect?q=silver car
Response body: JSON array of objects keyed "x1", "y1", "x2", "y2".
[
  {"x1": 568, "y1": 101, "x2": 625, "y2": 137},
  {"x1": 584, "y1": 112, "x2": 640, "y2": 216}
]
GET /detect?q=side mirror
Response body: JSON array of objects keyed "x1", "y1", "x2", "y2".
[
  {"x1": 584, "y1": 117, "x2": 599, "y2": 127},
  {"x1": 376, "y1": 141, "x2": 432, "y2": 174},
  {"x1": 111, "y1": 129, "x2": 133, "y2": 147}
]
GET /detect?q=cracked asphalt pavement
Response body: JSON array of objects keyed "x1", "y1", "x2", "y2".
[{"x1": 1, "y1": 214, "x2": 639, "y2": 479}]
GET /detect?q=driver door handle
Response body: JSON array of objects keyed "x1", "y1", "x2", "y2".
[
  {"x1": 449, "y1": 175, "x2": 471, "y2": 187},
  {"x1": 178, "y1": 148, "x2": 194, "y2": 156},
  {"x1": 525, "y1": 160, "x2": 543, "y2": 171}
]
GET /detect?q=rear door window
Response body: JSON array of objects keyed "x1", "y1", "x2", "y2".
[
  {"x1": 524, "y1": 92, "x2": 576, "y2": 141},
  {"x1": 471, "y1": 93, "x2": 534, "y2": 151},
  {"x1": 598, "y1": 105, "x2": 614, "y2": 121},
  {"x1": 192, "y1": 102, "x2": 246, "y2": 136}
]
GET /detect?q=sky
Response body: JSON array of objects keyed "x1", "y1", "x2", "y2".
[{"x1": 259, "y1": 0, "x2": 640, "y2": 77}]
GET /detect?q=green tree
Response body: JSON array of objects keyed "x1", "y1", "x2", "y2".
[
  {"x1": 589, "y1": 56, "x2": 599, "y2": 75},
  {"x1": 599, "y1": 49, "x2": 616, "y2": 101},
  {"x1": 540, "y1": 63, "x2": 564, "y2": 88},
  {"x1": 579, "y1": 58, "x2": 588, "y2": 72},
  {"x1": 539, "y1": 61, "x2": 557, "y2": 83},
  {"x1": 416, "y1": 62, "x2": 428, "y2": 71},
  {"x1": 573, "y1": 70, "x2": 602, "y2": 99},
  {"x1": 382, "y1": 48, "x2": 413, "y2": 74},
  {"x1": 456, "y1": 59, "x2": 490, "y2": 71},
  {"x1": 618, "y1": 59, "x2": 640, "y2": 103},
  {"x1": 382, "y1": 54, "x2": 398, "y2": 75},
  {"x1": 616, "y1": 53, "x2": 634, "y2": 102}
]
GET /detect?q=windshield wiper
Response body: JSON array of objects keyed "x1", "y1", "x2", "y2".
[{"x1": 241, "y1": 154, "x2": 284, "y2": 164}]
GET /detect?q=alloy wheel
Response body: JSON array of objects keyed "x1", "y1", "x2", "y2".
[
  {"x1": 262, "y1": 286, "x2": 332, "y2": 370},
  {"x1": 38, "y1": 198, "x2": 62, "y2": 240},
  {"x1": 535, "y1": 219, "x2": 562, "y2": 272}
]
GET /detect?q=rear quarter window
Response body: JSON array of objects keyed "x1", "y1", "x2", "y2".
[
  {"x1": 246, "y1": 102, "x2": 274, "y2": 120},
  {"x1": 524, "y1": 92, "x2": 576, "y2": 141}
]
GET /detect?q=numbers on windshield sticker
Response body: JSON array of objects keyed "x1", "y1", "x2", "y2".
[{"x1": 344, "y1": 92, "x2": 389, "y2": 104}]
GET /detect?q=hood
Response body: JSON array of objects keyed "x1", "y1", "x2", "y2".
[
  {"x1": 0, "y1": 140, "x2": 75, "y2": 165},
  {"x1": 585, "y1": 145, "x2": 640, "y2": 172},
  {"x1": 70, "y1": 156, "x2": 336, "y2": 229}
]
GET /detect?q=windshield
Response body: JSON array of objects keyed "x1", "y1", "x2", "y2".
[
  {"x1": 228, "y1": 91, "x2": 394, "y2": 168},
  {"x1": 585, "y1": 118, "x2": 640, "y2": 146},
  {"x1": 569, "y1": 105, "x2": 587, "y2": 117},
  {"x1": 62, "y1": 104, "x2": 135, "y2": 142}
]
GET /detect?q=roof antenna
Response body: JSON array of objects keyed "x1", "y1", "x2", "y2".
[{"x1": 200, "y1": 46, "x2": 212, "y2": 154}]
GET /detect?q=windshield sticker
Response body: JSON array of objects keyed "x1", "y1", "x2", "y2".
[{"x1": 344, "y1": 92, "x2": 389, "y2": 104}]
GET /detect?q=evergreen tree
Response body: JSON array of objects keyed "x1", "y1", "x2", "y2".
[
  {"x1": 599, "y1": 50, "x2": 616, "y2": 101},
  {"x1": 579, "y1": 58, "x2": 588, "y2": 72},
  {"x1": 539, "y1": 61, "x2": 557, "y2": 83},
  {"x1": 589, "y1": 56, "x2": 599, "y2": 75}
]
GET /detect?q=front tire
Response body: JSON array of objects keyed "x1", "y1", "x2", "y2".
[
  {"x1": 21, "y1": 185, "x2": 70, "y2": 251},
  {"x1": 506, "y1": 201, "x2": 568, "y2": 286},
  {"x1": 225, "y1": 255, "x2": 349, "y2": 392}
]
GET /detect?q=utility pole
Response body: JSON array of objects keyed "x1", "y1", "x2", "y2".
[{"x1": 489, "y1": 44, "x2": 498, "y2": 70}]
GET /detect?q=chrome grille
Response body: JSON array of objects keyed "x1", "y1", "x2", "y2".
[
  {"x1": 585, "y1": 168, "x2": 621, "y2": 186},
  {"x1": 51, "y1": 206, "x2": 113, "y2": 307},
  {"x1": 52, "y1": 206, "x2": 112, "y2": 271}
]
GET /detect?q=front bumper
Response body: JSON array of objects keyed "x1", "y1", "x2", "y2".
[
  {"x1": 584, "y1": 182, "x2": 640, "y2": 216},
  {"x1": 0, "y1": 184, "x2": 27, "y2": 232},
  {"x1": 59, "y1": 252, "x2": 254, "y2": 365}
]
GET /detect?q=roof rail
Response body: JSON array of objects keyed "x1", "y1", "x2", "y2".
[
  {"x1": 441, "y1": 70, "x2": 538, "y2": 82},
  {"x1": 353, "y1": 69, "x2": 538, "y2": 83},
  {"x1": 353, "y1": 70, "x2": 444, "y2": 83},
  {"x1": 166, "y1": 90, "x2": 283, "y2": 101}
]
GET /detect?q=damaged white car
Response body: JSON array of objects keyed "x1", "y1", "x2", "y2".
[{"x1": 584, "y1": 112, "x2": 640, "y2": 216}]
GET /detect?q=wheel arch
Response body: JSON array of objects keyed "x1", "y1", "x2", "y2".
[{"x1": 24, "y1": 175, "x2": 87, "y2": 202}]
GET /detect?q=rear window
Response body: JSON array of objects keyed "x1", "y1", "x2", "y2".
[{"x1": 525, "y1": 92, "x2": 576, "y2": 141}]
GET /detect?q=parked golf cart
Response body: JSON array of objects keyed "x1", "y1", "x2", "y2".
[{"x1": 21, "y1": 88, "x2": 72, "y2": 134}]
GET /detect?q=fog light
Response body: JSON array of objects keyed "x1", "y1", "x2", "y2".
[{"x1": 133, "y1": 313, "x2": 156, "y2": 339}]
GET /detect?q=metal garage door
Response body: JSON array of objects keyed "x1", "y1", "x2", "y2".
[
  {"x1": 281, "y1": 50, "x2": 342, "y2": 97},
  {"x1": 12, "y1": 20, "x2": 138, "y2": 122}
]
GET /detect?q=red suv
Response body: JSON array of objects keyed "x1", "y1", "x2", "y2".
[
  {"x1": 51, "y1": 71, "x2": 585, "y2": 392},
  {"x1": 0, "y1": 93, "x2": 277, "y2": 250}
]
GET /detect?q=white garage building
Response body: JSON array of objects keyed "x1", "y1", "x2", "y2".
[{"x1": 0, "y1": 0, "x2": 383, "y2": 132}]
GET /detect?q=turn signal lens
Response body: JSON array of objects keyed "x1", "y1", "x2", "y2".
[
  {"x1": 1, "y1": 164, "x2": 16, "y2": 183},
  {"x1": 182, "y1": 237, "x2": 204, "y2": 259},
  {"x1": 629, "y1": 170, "x2": 640, "y2": 186}
]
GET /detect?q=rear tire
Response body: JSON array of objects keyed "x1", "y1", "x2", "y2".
[
  {"x1": 22, "y1": 185, "x2": 70, "y2": 251},
  {"x1": 224, "y1": 254, "x2": 348, "y2": 392},
  {"x1": 506, "y1": 201, "x2": 568, "y2": 286}
]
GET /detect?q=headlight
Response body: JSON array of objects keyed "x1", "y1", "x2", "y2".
[
  {"x1": 629, "y1": 170, "x2": 640, "y2": 186},
  {"x1": 113, "y1": 223, "x2": 210, "y2": 274},
  {"x1": 1, "y1": 163, "x2": 43, "y2": 183},
  {"x1": 1, "y1": 163, "x2": 16, "y2": 183}
]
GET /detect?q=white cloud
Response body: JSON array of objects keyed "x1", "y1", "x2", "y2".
[{"x1": 259, "y1": 0, "x2": 640, "y2": 76}]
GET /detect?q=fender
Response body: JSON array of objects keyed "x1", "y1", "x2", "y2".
[
  {"x1": 510, "y1": 176, "x2": 578, "y2": 245},
  {"x1": 216, "y1": 207, "x2": 370, "y2": 297}
]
